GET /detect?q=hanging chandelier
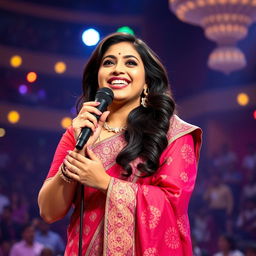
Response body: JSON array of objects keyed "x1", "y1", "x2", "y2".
[{"x1": 169, "y1": 0, "x2": 256, "y2": 74}]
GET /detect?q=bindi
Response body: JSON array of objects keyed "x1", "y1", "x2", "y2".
[{"x1": 118, "y1": 52, "x2": 122, "y2": 55}]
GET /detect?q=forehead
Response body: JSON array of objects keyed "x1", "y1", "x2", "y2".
[{"x1": 103, "y1": 41, "x2": 141, "y2": 59}]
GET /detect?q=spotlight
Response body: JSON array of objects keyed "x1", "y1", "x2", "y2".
[
  {"x1": 82, "y1": 28, "x2": 100, "y2": 46},
  {"x1": 61, "y1": 117, "x2": 72, "y2": 129},
  {"x1": 237, "y1": 93, "x2": 249, "y2": 106},
  {"x1": 7, "y1": 111, "x2": 20, "y2": 124},
  {"x1": 19, "y1": 84, "x2": 28, "y2": 95},
  {"x1": 0, "y1": 128, "x2": 6, "y2": 137},
  {"x1": 26, "y1": 72, "x2": 37, "y2": 83},
  {"x1": 117, "y1": 26, "x2": 135, "y2": 35},
  {"x1": 10, "y1": 55, "x2": 22, "y2": 68},
  {"x1": 54, "y1": 62, "x2": 66, "y2": 74}
]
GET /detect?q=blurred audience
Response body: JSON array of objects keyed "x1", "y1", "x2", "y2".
[
  {"x1": 9, "y1": 224, "x2": 44, "y2": 256},
  {"x1": 204, "y1": 173, "x2": 233, "y2": 234},
  {"x1": 35, "y1": 219, "x2": 64, "y2": 256},
  {"x1": 213, "y1": 234, "x2": 244, "y2": 256}
]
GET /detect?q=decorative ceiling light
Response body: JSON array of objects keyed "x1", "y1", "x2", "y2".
[{"x1": 169, "y1": 0, "x2": 256, "y2": 74}]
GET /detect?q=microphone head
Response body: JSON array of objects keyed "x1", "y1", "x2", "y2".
[{"x1": 95, "y1": 87, "x2": 114, "y2": 105}]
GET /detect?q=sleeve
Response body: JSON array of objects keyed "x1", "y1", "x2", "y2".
[
  {"x1": 46, "y1": 127, "x2": 76, "y2": 179},
  {"x1": 103, "y1": 133, "x2": 201, "y2": 256}
]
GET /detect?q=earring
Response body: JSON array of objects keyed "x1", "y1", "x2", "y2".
[{"x1": 141, "y1": 87, "x2": 148, "y2": 108}]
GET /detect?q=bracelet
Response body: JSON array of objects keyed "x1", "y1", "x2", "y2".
[{"x1": 59, "y1": 164, "x2": 74, "y2": 183}]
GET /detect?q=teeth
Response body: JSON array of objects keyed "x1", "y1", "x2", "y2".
[{"x1": 110, "y1": 79, "x2": 128, "y2": 85}]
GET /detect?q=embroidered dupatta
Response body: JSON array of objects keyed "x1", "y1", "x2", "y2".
[{"x1": 46, "y1": 115, "x2": 202, "y2": 256}]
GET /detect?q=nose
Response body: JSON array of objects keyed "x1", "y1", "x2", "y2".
[{"x1": 112, "y1": 61, "x2": 125, "y2": 75}]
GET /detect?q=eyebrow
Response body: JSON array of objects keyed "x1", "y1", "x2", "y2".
[{"x1": 102, "y1": 54, "x2": 140, "y2": 62}]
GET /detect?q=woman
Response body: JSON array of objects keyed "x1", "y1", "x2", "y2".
[{"x1": 38, "y1": 32, "x2": 202, "y2": 255}]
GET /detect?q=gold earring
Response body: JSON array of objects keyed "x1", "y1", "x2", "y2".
[{"x1": 141, "y1": 87, "x2": 148, "y2": 108}]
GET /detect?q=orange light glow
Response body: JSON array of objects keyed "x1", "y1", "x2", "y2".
[
  {"x1": 7, "y1": 111, "x2": 20, "y2": 124},
  {"x1": 26, "y1": 72, "x2": 37, "y2": 83}
]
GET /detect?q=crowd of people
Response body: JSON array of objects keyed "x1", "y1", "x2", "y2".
[{"x1": 191, "y1": 143, "x2": 256, "y2": 255}]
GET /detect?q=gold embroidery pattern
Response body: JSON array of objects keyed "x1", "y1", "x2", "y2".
[
  {"x1": 87, "y1": 221, "x2": 104, "y2": 256},
  {"x1": 92, "y1": 135, "x2": 126, "y2": 169},
  {"x1": 143, "y1": 247, "x2": 159, "y2": 256},
  {"x1": 181, "y1": 144, "x2": 195, "y2": 164},
  {"x1": 164, "y1": 227, "x2": 181, "y2": 249},
  {"x1": 141, "y1": 206, "x2": 161, "y2": 229},
  {"x1": 180, "y1": 172, "x2": 188, "y2": 182},
  {"x1": 177, "y1": 215, "x2": 189, "y2": 237},
  {"x1": 105, "y1": 179, "x2": 138, "y2": 256},
  {"x1": 108, "y1": 229, "x2": 133, "y2": 256},
  {"x1": 142, "y1": 185, "x2": 149, "y2": 196},
  {"x1": 160, "y1": 174, "x2": 168, "y2": 180},
  {"x1": 166, "y1": 156, "x2": 173, "y2": 165},
  {"x1": 167, "y1": 115, "x2": 193, "y2": 141},
  {"x1": 89, "y1": 212, "x2": 97, "y2": 222},
  {"x1": 84, "y1": 225, "x2": 90, "y2": 236}
]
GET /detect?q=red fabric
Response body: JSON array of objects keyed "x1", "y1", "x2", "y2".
[
  {"x1": 45, "y1": 115, "x2": 202, "y2": 256},
  {"x1": 46, "y1": 127, "x2": 76, "y2": 179}
]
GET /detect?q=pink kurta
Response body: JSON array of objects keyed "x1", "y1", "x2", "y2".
[{"x1": 46, "y1": 115, "x2": 202, "y2": 256}]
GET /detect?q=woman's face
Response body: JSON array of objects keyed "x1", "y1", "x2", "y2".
[{"x1": 98, "y1": 41, "x2": 147, "y2": 108}]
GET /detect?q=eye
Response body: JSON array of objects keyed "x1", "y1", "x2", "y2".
[
  {"x1": 126, "y1": 60, "x2": 137, "y2": 66},
  {"x1": 102, "y1": 59, "x2": 114, "y2": 66}
]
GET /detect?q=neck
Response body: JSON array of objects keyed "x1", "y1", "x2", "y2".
[{"x1": 107, "y1": 101, "x2": 139, "y2": 127}]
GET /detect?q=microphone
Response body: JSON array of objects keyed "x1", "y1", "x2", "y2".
[{"x1": 75, "y1": 87, "x2": 114, "y2": 150}]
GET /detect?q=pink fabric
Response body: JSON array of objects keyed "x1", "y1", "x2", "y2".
[{"x1": 46, "y1": 115, "x2": 202, "y2": 256}]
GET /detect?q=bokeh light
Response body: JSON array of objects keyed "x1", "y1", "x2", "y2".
[
  {"x1": 26, "y1": 72, "x2": 37, "y2": 83},
  {"x1": 0, "y1": 128, "x2": 6, "y2": 137},
  {"x1": 253, "y1": 110, "x2": 256, "y2": 120},
  {"x1": 61, "y1": 117, "x2": 72, "y2": 129},
  {"x1": 237, "y1": 93, "x2": 249, "y2": 106},
  {"x1": 10, "y1": 55, "x2": 22, "y2": 68},
  {"x1": 82, "y1": 28, "x2": 100, "y2": 46},
  {"x1": 37, "y1": 89, "x2": 46, "y2": 99},
  {"x1": 54, "y1": 62, "x2": 66, "y2": 74},
  {"x1": 18, "y1": 84, "x2": 28, "y2": 95},
  {"x1": 7, "y1": 111, "x2": 20, "y2": 124},
  {"x1": 117, "y1": 26, "x2": 135, "y2": 35}
]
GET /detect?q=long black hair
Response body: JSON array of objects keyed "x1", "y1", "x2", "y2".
[{"x1": 76, "y1": 33, "x2": 175, "y2": 177}]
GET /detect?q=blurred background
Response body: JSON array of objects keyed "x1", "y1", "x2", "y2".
[{"x1": 0, "y1": 0, "x2": 256, "y2": 255}]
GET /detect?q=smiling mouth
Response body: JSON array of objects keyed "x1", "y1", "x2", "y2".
[{"x1": 107, "y1": 78, "x2": 130, "y2": 88}]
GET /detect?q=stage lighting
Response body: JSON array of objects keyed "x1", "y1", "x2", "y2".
[
  {"x1": 7, "y1": 111, "x2": 20, "y2": 124},
  {"x1": 10, "y1": 55, "x2": 22, "y2": 68},
  {"x1": 117, "y1": 26, "x2": 134, "y2": 35},
  {"x1": 237, "y1": 93, "x2": 249, "y2": 106},
  {"x1": 82, "y1": 29, "x2": 100, "y2": 46},
  {"x1": 26, "y1": 72, "x2": 37, "y2": 83},
  {"x1": 19, "y1": 84, "x2": 28, "y2": 95},
  {"x1": 253, "y1": 110, "x2": 256, "y2": 120},
  {"x1": 54, "y1": 62, "x2": 66, "y2": 74},
  {"x1": 61, "y1": 117, "x2": 72, "y2": 129},
  {"x1": 0, "y1": 128, "x2": 6, "y2": 138}
]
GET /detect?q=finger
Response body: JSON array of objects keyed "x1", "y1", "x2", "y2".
[
  {"x1": 68, "y1": 150, "x2": 86, "y2": 163},
  {"x1": 78, "y1": 120, "x2": 97, "y2": 132},
  {"x1": 86, "y1": 147, "x2": 99, "y2": 161},
  {"x1": 79, "y1": 112, "x2": 98, "y2": 128},
  {"x1": 80, "y1": 105, "x2": 102, "y2": 116},
  {"x1": 63, "y1": 159, "x2": 80, "y2": 176},
  {"x1": 82, "y1": 101, "x2": 100, "y2": 107},
  {"x1": 98, "y1": 111, "x2": 110, "y2": 128}
]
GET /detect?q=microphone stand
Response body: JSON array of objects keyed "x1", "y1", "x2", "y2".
[{"x1": 78, "y1": 184, "x2": 84, "y2": 256}]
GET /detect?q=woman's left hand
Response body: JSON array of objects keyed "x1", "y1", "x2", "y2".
[{"x1": 63, "y1": 147, "x2": 111, "y2": 192}]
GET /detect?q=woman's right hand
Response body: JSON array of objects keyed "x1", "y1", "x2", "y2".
[{"x1": 72, "y1": 101, "x2": 110, "y2": 148}]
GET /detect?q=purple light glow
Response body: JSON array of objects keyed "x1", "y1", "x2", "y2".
[{"x1": 19, "y1": 84, "x2": 28, "y2": 95}]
